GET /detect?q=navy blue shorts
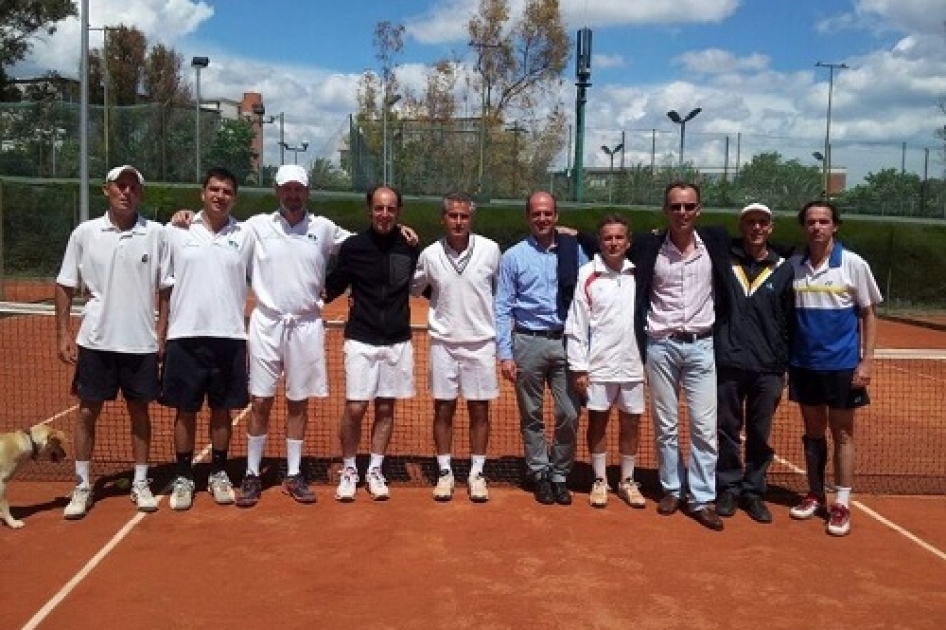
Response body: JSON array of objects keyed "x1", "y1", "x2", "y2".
[
  {"x1": 788, "y1": 366, "x2": 870, "y2": 410},
  {"x1": 159, "y1": 337, "x2": 249, "y2": 412},
  {"x1": 72, "y1": 347, "x2": 160, "y2": 402}
]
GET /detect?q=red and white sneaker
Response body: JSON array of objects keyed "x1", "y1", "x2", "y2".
[
  {"x1": 789, "y1": 493, "x2": 825, "y2": 520},
  {"x1": 827, "y1": 503, "x2": 851, "y2": 536}
]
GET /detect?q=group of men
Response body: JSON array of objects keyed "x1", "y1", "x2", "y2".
[{"x1": 55, "y1": 166, "x2": 881, "y2": 538}]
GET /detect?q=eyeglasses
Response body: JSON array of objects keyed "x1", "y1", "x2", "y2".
[{"x1": 667, "y1": 202, "x2": 699, "y2": 212}]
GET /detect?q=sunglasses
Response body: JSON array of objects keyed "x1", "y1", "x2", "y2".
[{"x1": 667, "y1": 202, "x2": 699, "y2": 212}]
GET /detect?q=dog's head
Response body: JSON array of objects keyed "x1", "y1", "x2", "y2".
[{"x1": 29, "y1": 425, "x2": 68, "y2": 462}]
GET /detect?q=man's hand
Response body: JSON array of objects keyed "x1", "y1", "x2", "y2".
[
  {"x1": 170, "y1": 209, "x2": 195, "y2": 227},
  {"x1": 57, "y1": 337, "x2": 77, "y2": 365},
  {"x1": 500, "y1": 359, "x2": 518, "y2": 383},
  {"x1": 399, "y1": 224, "x2": 419, "y2": 246},
  {"x1": 851, "y1": 359, "x2": 873, "y2": 388},
  {"x1": 571, "y1": 373, "x2": 589, "y2": 396}
]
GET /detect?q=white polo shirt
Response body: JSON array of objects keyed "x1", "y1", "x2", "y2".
[
  {"x1": 411, "y1": 234, "x2": 501, "y2": 344},
  {"x1": 245, "y1": 210, "x2": 350, "y2": 317},
  {"x1": 162, "y1": 212, "x2": 254, "y2": 340},
  {"x1": 565, "y1": 255, "x2": 644, "y2": 383},
  {"x1": 56, "y1": 213, "x2": 165, "y2": 353}
]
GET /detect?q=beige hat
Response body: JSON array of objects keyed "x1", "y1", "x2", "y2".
[
  {"x1": 105, "y1": 164, "x2": 145, "y2": 184},
  {"x1": 274, "y1": 164, "x2": 309, "y2": 187},
  {"x1": 739, "y1": 202, "x2": 772, "y2": 218}
]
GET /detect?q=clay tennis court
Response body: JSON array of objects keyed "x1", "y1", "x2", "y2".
[{"x1": 2, "y1": 290, "x2": 946, "y2": 628}]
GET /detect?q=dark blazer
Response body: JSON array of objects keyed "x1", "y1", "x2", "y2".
[{"x1": 628, "y1": 225, "x2": 732, "y2": 362}]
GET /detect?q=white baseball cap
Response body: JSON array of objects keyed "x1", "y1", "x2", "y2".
[
  {"x1": 739, "y1": 202, "x2": 772, "y2": 218},
  {"x1": 274, "y1": 164, "x2": 309, "y2": 187},
  {"x1": 105, "y1": 164, "x2": 145, "y2": 184}
]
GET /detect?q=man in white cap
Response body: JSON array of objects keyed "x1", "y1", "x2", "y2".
[
  {"x1": 714, "y1": 202, "x2": 794, "y2": 524},
  {"x1": 235, "y1": 163, "x2": 353, "y2": 507},
  {"x1": 55, "y1": 164, "x2": 166, "y2": 519}
]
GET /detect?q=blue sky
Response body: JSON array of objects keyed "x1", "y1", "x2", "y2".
[{"x1": 16, "y1": 0, "x2": 946, "y2": 184}]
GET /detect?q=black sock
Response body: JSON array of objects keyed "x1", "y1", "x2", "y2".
[
  {"x1": 211, "y1": 448, "x2": 228, "y2": 473},
  {"x1": 176, "y1": 452, "x2": 194, "y2": 480},
  {"x1": 802, "y1": 436, "x2": 828, "y2": 497}
]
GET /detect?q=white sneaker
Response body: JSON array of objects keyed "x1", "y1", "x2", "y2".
[
  {"x1": 131, "y1": 480, "x2": 159, "y2": 513},
  {"x1": 432, "y1": 469, "x2": 455, "y2": 502},
  {"x1": 617, "y1": 478, "x2": 646, "y2": 509},
  {"x1": 467, "y1": 474, "x2": 489, "y2": 503},
  {"x1": 335, "y1": 467, "x2": 359, "y2": 503},
  {"x1": 64, "y1": 485, "x2": 93, "y2": 520},
  {"x1": 366, "y1": 468, "x2": 390, "y2": 501},
  {"x1": 169, "y1": 476, "x2": 195, "y2": 511},
  {"x1": 207, "y1": 470, "x2": 236, "y2": 505},
  {"x1": 589, "y1": 478, "x2": 609, "y2": 508}
]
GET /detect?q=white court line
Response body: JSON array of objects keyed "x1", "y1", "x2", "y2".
[
  {"x1": 774, "y1": 454, "x2": 946, "y2": 562},
  {"x1": 21, "y1": 406, "x2": 251, "y2": 630}
]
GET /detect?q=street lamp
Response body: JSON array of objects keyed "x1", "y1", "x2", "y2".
[
  {"x1": 279, "y1": 141, "x2": 309, "y2": 165},
  {"x1": 812, "y1": 151, "x2": 827, "y2": 199},
  {"x1": 816, "y1": 61, "x2": 848, "y2": 199},
  {"x1": 600, "y1": 142, "x2": 623, "y2": 205},
  {"x1": 381, "y1": 93, "x2": 401, "y2": 185},
  {"x1": 191, "y1": 56, "x2": 209, "y2": 182},
  {"x1": 667, "y1": 108, "x2": 701, "y2": 170}
]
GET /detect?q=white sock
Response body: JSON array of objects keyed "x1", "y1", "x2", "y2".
[
  {"x1": 469, "y1": 455, "x2": 486, "y2": 478},
  {"x1": 368, "y1": 453, "x2": 384, "y2": 473},
  {"x1": 133, "y1": 464, "x2": 148, "y2": 484},
  {"x1": 620, "y1": 454, "x2": 637, "y2": 482},
  {"x1": 591, "y1": 452, "x2": 607, "y2": 480},
  {"x1": 342, "y1": 456, "x2": 357, "y2": 473},
  {"x1": 835, "y1": 486, "x2": 852, "y2": 507},
  {"x1": 286, "y1": 439, "x2": 303, "y2": 477},
  {"x1": 75, "y1": 461, "x2": 91, "y2": 488},
  {"x1": 436, "y1": 454, "x2": 452, "y2": 473},
  {"x1": 246, "y1": 434, "x2": 267, "y2": 476}
]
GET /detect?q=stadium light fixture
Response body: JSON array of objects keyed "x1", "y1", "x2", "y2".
[
  {"x1": 816, "y1": 62, "x2": 848, "y2": 199},
  {"x1": 279, "y1": 140, "x2": 309, "y2": 165},
  {"x1": 191, "y1": 56, "x2": 209, "y2": 182},
  {"x1": 667, "y1": 108, "x2": 701, "y2": 170},
  {"x1": 600, "y1": 143, "x2": 624, "y2": 205}
]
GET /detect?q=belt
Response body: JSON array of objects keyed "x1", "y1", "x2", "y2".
[
  {"x1": 514, "y1": 326, "x2": 565, "y2": 340},
  {"x1": 665, "y1": 330, "x2": 713, "y2": 343}
]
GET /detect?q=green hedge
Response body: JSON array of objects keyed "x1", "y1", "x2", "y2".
[{"x1": 2, "y1": 179, "x2": 944, "y2": 309}]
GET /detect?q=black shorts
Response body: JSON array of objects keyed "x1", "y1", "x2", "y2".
[
  {"x1": 73, "y1": 347, "x2": 160, "y2": 403},
  {"x1": 159, "y1": 337, "x2": 249, "y2": 412},
  {"x1": 788, "y1": 366, "x2": 870, "y2": 410}
]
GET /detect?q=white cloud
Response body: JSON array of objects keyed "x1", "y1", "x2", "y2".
[
  {"x1": 593, "y1": 53, "x2": 626, "y2": 70},
  {"x1": 674, "y1": 49, "x2": 771, "y2": 75}
]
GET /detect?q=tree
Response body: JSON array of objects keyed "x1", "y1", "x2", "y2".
[
  {"x1": 204, "y1": 119, "x2": 256, "y2": 184},
  {"x1": 310, "y1": 157, "x2": 351, "y2": 190},
  {"x1": 0, "y1": 0, "x2": 76, "y2": 100}
]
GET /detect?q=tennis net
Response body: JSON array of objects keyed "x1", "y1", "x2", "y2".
[{"x1": 3, "y1": 302, "x2": 945, "y2": 494}]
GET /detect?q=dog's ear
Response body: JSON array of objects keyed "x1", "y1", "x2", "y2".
[{"x1": 46, "y1": 431, "x2": 68, "y2": 462}]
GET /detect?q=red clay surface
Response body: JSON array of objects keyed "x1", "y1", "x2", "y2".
[{"x1": 3, "y1": 285, "x2": 946, "y2": 629}]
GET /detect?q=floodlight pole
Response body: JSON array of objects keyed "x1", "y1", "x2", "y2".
[
  {"x1": 816, "y1": 61, "x2": 848, "y2": 199},
  {"x1": 667, "y1": 107, "x2": 702, "y2": 173},
  {"x1": 191, "y1": 56, "x2": 209, "y2": 182},
  {"x1": 573, "y1": 27, "x2": 593, "y2": 202}
]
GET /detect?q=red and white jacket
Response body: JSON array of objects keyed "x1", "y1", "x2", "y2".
[{"x1": 565, "y1": 254, "x2": 644, "y2": 383}]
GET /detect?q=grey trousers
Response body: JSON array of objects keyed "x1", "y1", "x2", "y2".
[{"x1": 512, "y1": 333, "x2": 581, "y2": 483}]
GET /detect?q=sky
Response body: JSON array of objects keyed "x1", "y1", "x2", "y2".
[{"x1": 13, "y1": 0, "x2": 946, "y2": 185}]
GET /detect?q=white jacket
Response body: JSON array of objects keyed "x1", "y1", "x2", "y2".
[{"x1": 565, "y1": 254, "x2": 644, "y2": 383}]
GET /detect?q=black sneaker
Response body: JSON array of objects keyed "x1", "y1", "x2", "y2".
[
  {"x1": 552, "y1": 481, "x2": 572, "y2": 506},
  {"x1": 716, "y1": 490, "x2": 737, "y2": 517},
  {"x1": 236, "y1": 473, "x2": 262, "y2": 508},
  {"x1": 534, "y1": 476, "x2": 555, "y2": 505},
  {"x1": 283, "y1": 473, "x2": 317, "y2": 504},
  {"x1": 741, "y1": 496, "x2": 773, "y2": 523}
]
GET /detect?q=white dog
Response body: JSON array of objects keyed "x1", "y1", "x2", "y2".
[{"x1": 0, "y1": 425, "x2": 68, "y2": 529}]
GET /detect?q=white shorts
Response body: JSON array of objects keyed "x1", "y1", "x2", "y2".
[
  {"x1": 344, "y1": 339, "x2": 415, "y2": 401},
  {"x1": 248, "y1": 309, "x2": 328, "y2": 401},
  {"x1": 586, "y1": 381, "x2": 645, "y2": 414},
  {"x1": 429, "y1": 339, "x2": 499, "y2": 401}
]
